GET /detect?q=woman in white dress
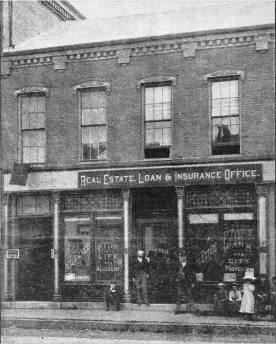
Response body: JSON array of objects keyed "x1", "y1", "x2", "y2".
[{"x1": 240, "y1": 277, "x2": 256, "y2": 321}]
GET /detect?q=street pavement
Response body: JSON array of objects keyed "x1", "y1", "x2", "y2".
[{"x1": 1, "y1": 328, "x2": 276, "y2": 344}]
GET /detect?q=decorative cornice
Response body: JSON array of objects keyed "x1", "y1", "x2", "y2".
[
  {"x1": 122, "y1": 189, "x2": 131, "y2": 200},
  {"x1": 175, "y1": 187, "x2": 184, "y2": 198},
  {"x1": 137, "y1": 75, "x2": 176, "y2": 89},
  {"x1": 73, "y1": 81, "x2": 111, "y2": 94},
  {"x1": 5, "y1": 28, "x2": 274, "y2": 69},
  {"x1": 256, "y1": 184, "x2": 270, "y2": 196},
  {"x1": 15, "y1": 85, "x2": 50, "y2": 96}
]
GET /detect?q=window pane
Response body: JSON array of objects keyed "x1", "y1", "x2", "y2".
[
  {"x1": 146, "y1": 128, "x2": 155, "y2": 145},
  {"x1": 154, "y1": 103, "x2": 162, "y2": 120},
  {"x1": 163, "y1": 103, "x2": 171, "y2": 119},
  {"x1": 145, "y1": 104, "x2": 154, "y2": 121},
  {"x1": 89, "y1": 143, "x2": 98, "y2": 159},
  {"x1": 36, "y1": 131, "x2": 46, "y2": 146},
  {"x1": 81, "y1": 92, "x2": 91, "y2": 108},
  {"x1": 90, "y1": 91, "x2": 106, "y2": 107},
  {"x1": 221, "y1": 99, "x2": 230, "y2": 109},
  {"x1": 82, "y1": 127, "x2": 91, "y2": 144},
  {"x1": 212, "y1": 83, "x2": 220, "y2": 99},
  {"x1": 37, "y1": 113, "x2": 45, "y2": 128},
  {"x1": 37, "y1": 147, "x2": 45, "y2": 163},
  {"x1": 99, "y1": 142, "x2": 107, "y2": 159},
  {"x1": 29, "y1": 112, "x2": 38, "y2": 128},
  {"x1": 229, "y1": 80, "x2": 238, "y2": 97},
  {"x1": 98, "y1": 126, "x2": 106, "y2": 142},
  {"x1": 36, "y1": 196, "x2": 50, "y2": 213},
  {"x1": 155, "y1": 128, "x2": 162, "y2": 145},
  {"x1": 230, "y1": 98, "x2": 239, "y2": 115},
  {"x1": 22, "y1": 97, "x2": 29, "y2": 113},
  {"x1": 222, "y1": 117, "x2": 230, "y2": 126},
  {"x1": 82, "y1": 144, "x2": 91, "y2": 160},
  {"x1": 212, "y1": 125, "x2": 220, "y2": 142},
  {"x1": 212, "y1": 107, "x2": 220, "y2": 117},
  {"x1": 163, "y1": 127, "x2": 171, "y2": 145},
  {"x1": 212, "y1": 117, "x2": 221, "y2": 126},
  {"x1": 212, "y1": 99, "x2": 220, "y2": 109},
  {"x1": 22, "y1": 113, "x2": 30, "y2": 129},
  {"x1": 30, "y1": 147, "x2": 38, "y2": 163},
  {"x1": 231, "y1": 116, "x2": 239, "y2": 126},
  {"x1": 37, "y1": 97, "x2": 45, "y2": 112},
  {"x1": 154, "y1": 87, "x2": 163, "y2": 103},
  {"x1": 230, "y1": 125, "x2": 240, "y2": 136},
  {"x1": 82, "y1": 109, "x2": 93, "y2": 125},
  {"x1": 220, "y1": 81, "x2": 229, "y2": 98},
  {"x1": 29, "y1": 97, "x2": 37, "y2": 112},
  {"x1": 221, "y1": 107, "x2": 230, "y2": 117},
  {"x1": 145, "y1": 88, "x2": 154, "y2": 104},
  {"x1": 162, "y1": 86, "x2": 171, "y2": 102},
  {"x1": 23, "y1": 132, "x2": 31, "y2": 147},
  {"x1": 23, "y1": 148, "x2": 31, "y2": 163},
  {"x1": 23, "y1": 196, "x2": 36, "y2": 214}
]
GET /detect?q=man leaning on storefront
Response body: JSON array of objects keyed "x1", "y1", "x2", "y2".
[{"x1": 174, "y1": 250, "x2": 196, "y2": 314}]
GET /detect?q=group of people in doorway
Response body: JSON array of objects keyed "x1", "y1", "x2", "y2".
[
  {"x1": 214, "y1": 272, "x2": 276, "y2": 321},
  {"x1": 105, "y1": 249, "x2": 276, "y2": 321}
]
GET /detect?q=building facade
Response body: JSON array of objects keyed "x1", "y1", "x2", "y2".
[
  {"x1": 1, "y1": 18, "x2": 275, "y2": 304},
  {"x1": 1, "y1": 0, "x2": 85, "y2": 50}
]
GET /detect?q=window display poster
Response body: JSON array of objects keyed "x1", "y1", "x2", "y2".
[{"x1": 95, "y1": 227, "x2": 123, "y2": 283}]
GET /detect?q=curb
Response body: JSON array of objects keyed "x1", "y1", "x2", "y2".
[{"x1": 1, "y1": 318, "x2": 275, "y2": 336}]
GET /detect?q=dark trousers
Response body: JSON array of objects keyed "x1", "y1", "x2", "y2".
[
  {"x1": 134, "y1": 270, "x2": 148, "y2": 304},
  {"x1": 175, "y1": 283, "x2": 193, "y2": 311},
  {"x1": 106, "y1": 292, "x2": 120, "y2": 311}
]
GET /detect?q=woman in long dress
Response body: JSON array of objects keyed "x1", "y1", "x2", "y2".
[{"x1": 239, "y1": 278, "x2": 256, "y2": 320}]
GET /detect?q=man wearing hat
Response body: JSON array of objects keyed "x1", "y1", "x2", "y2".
[
  {"x1": 239, "y1": 269, "x2": 256, "y2": 320},
  {"x1": 174, "y1": 250, "x2": 196, "y2": 314},
  {"x1": 228, "y1": 283, "x2": 242, "y2": 316},
  {"x1": 255, "y1": 273, "x2": 270, "y2": 317},
  {"x1": 213, "y1": 282, "x2": 228, "y2": 315}
]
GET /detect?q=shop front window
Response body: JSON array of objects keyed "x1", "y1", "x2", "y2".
[
  {"x1": 64, "y1": 219, "x2": 91, "y2": 282},
  {"x1": 64, "y1": 214, "x2": 123, "y2": 284},
  {"x1": 185, "y1": 186, "x2": 257, "y2": 284}
]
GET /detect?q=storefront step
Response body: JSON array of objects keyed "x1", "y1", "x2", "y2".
[{"x1": 1, "y1": 301, "x2": 214, "y2": 312}]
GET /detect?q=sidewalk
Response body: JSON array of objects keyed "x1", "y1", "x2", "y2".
[{"x1": 1, "y1": 305, "x2": 275, "y2": 336}]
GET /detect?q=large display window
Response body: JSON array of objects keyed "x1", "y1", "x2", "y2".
[
  {"x1": 64, "y1": 213, "x2": 123, "y2": 284},
  {"x1": 185, "y1": 185, "x2": 257, "y2": 283}
]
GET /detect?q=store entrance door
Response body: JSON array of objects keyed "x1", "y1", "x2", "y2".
[
  {"x1": 135, "y1": 219, "x2": 178, "y2": 303},
  {"x1": 17, "y1": 218, "x2": 53, "y2": 301}
]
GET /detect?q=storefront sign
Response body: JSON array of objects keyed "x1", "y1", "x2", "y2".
[
  {"x1": 6, "y1": 249, "x2": 19, "y2": 259},
  {"x1": 78, "y1": 164, "x2": 262, "y2": 189}
]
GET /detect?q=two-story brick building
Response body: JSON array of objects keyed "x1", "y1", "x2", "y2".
[{"x1": 1, "y1": 8, "x2": 275, "y2": 305}]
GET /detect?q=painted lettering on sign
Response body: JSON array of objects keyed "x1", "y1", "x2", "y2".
[{"x1": 78, "y1": 164, "x2": 262, "y2": 189}]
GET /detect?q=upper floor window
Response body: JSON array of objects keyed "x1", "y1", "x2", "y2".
[
  {"x1": 144, "y1": 85, "x2": 172, "y2": 159},
  {"x1": 211, "y1": 79, "x2": 240, "y2": 155},
  {"x1": 20, "y1": 94, "x2": 46, "y2": 163},
  {"x1": 81, "y1": 89, "x2": 107, "y2": 161}
]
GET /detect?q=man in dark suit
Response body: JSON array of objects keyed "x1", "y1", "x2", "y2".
[
  {"x1": 174, "y1": 251, "x2": 196, "y2": 314},
  {"x1": 131, "y1": 250, "x2": 150, "y2": 305}
]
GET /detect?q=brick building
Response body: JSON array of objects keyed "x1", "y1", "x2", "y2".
[
  {"x1": 1, "y1": 6, "x2": 275, "y2": 305},
  {"x1": 1, "y1": 0, "x2": 85, "y2": 50}
]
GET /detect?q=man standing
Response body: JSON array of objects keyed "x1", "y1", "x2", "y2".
[
  {"x1": 174, "y1": 251, "x2": 196, "y2": 314},
  {"x1": 131, "y1": 250, "x2": 150, "y2": 305}
]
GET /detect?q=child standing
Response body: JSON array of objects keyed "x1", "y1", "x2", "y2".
[{"x1": 239, "y1": 271, "x2": 256, "y2": 321}]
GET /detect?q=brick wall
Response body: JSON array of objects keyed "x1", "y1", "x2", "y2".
[
  {"x1": 3, "y1": 0, "x2": 63, "y2": 50},
  {"x1": 1, "y1": 40, "x2": 275, "y2": 171}
]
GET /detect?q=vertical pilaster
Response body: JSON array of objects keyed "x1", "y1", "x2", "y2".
[
  {"x1": 268, "y1": 184, "x2": 275, "y2": 279},
  {"x1": 3, "y1": 194, "x2": 11, "y2": 300},
  {"x1": 10, "y1": 196, "x2": 17, "y2": 300},
  {"x1": 176, "y1": 187, "x2": 184, "y2": 251},
  {"x1": 52, "y1": 192, "x2": 61, "y2": 301},
  {"x1": 122, "y1": 189, "x2": 131, "y2": 302},
  {"x1": 256, "y1": 184, "x2": 269, "y2": 275}
]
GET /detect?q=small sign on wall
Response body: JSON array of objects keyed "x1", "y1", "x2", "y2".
[{"x1": 6, "y1": 249, "x2": 19, "y2": 259}]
